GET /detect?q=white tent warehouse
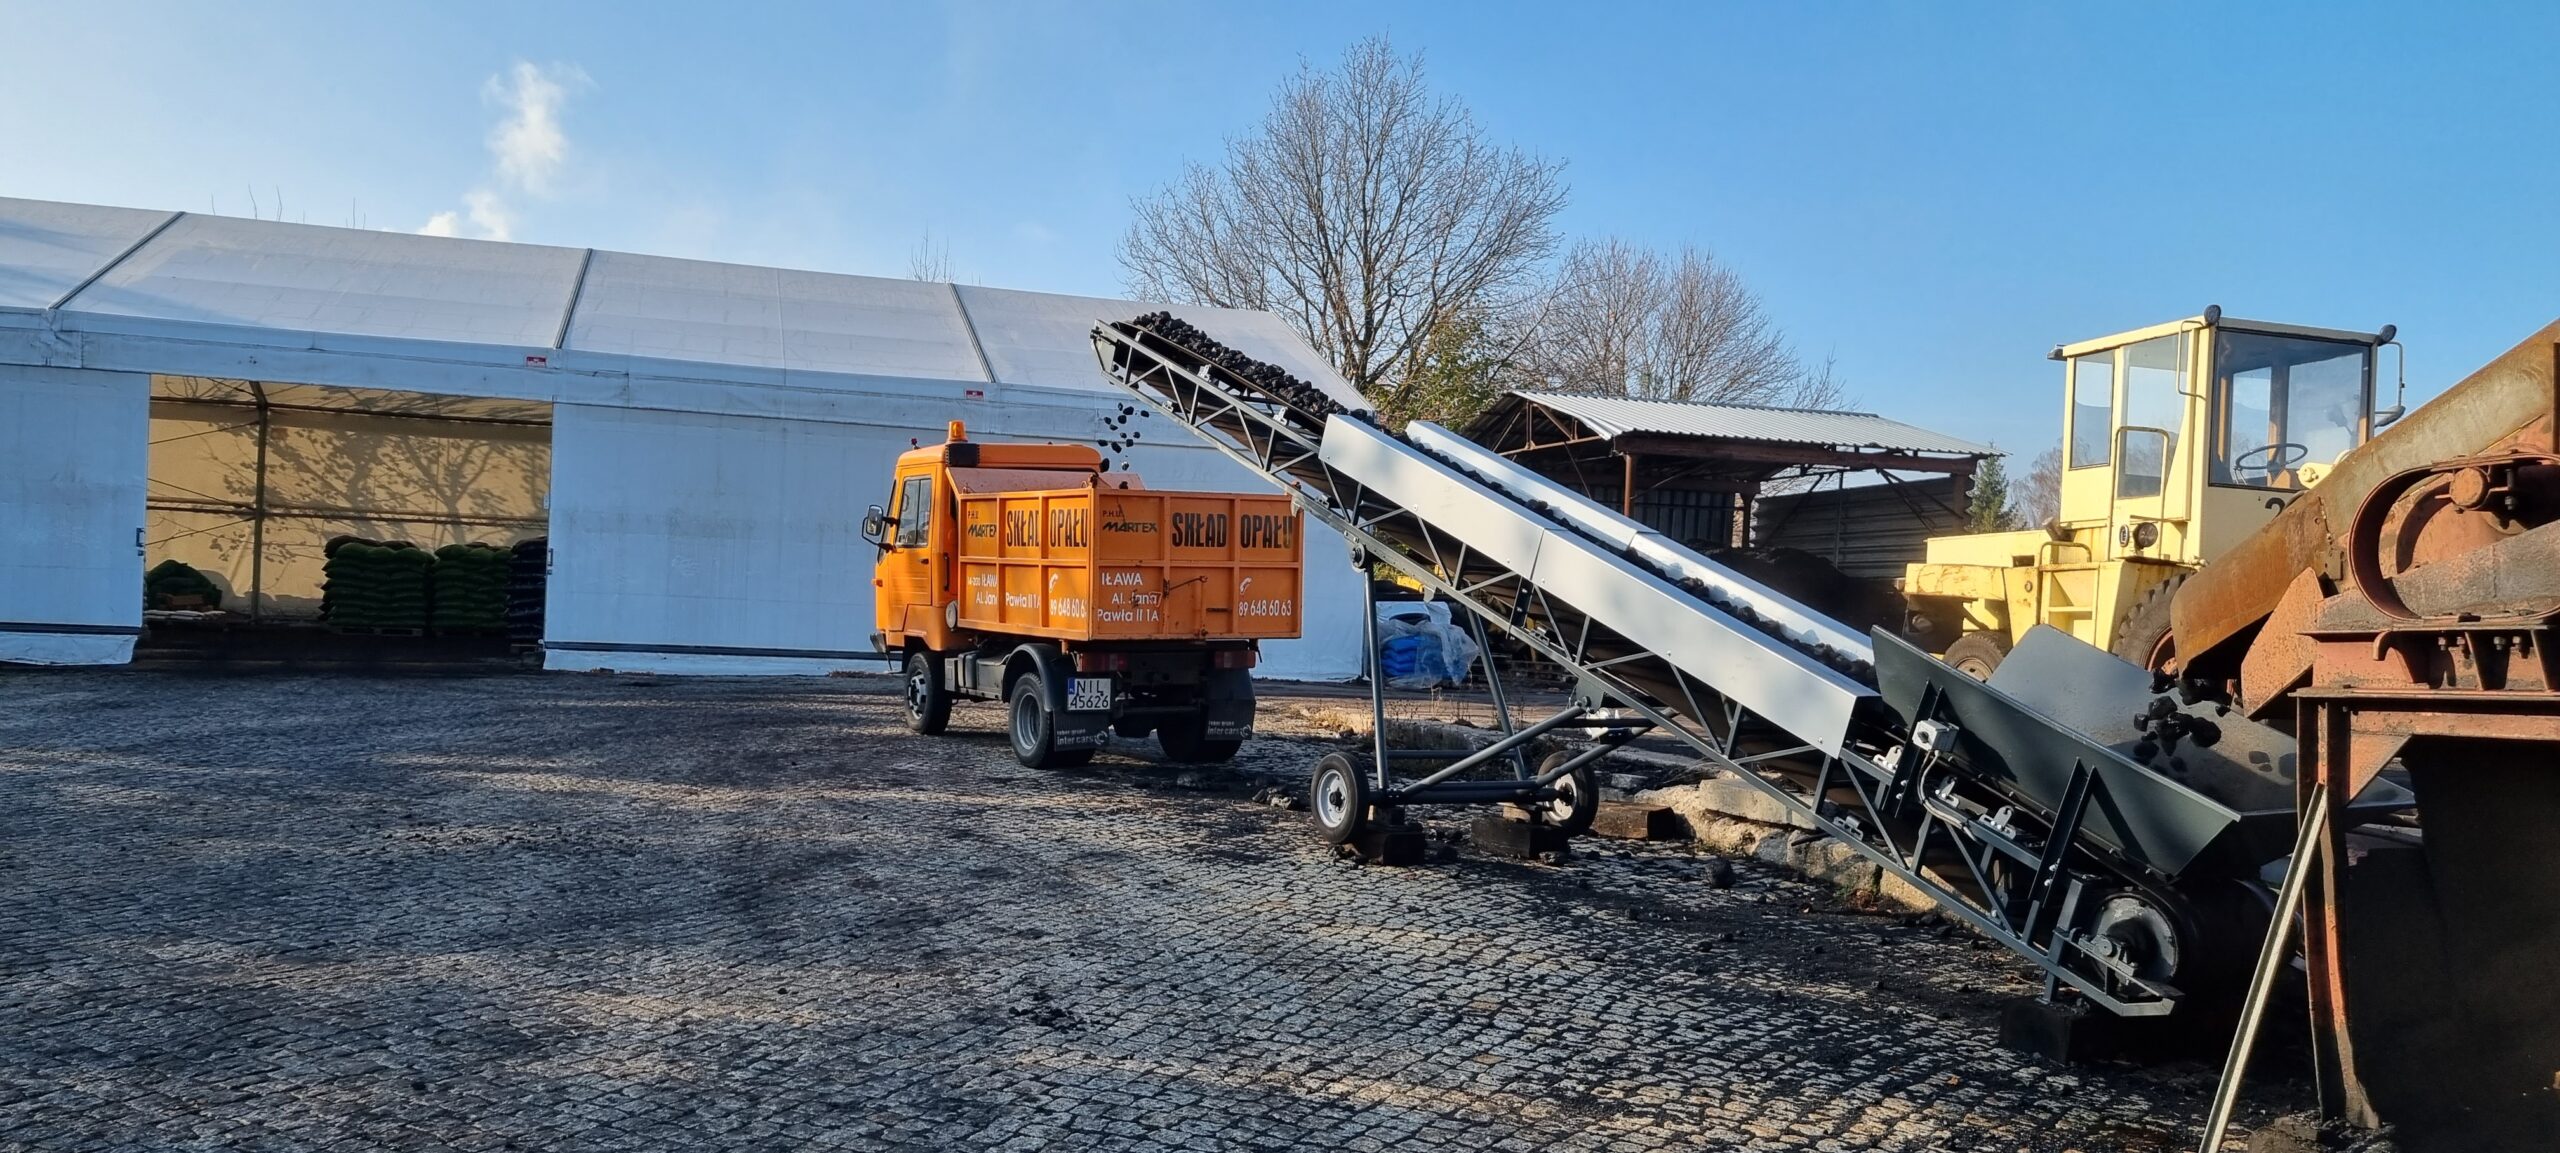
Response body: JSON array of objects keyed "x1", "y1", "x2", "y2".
[{"x1": 0, "y1": 195, "x2": 1366, "y2": 679}]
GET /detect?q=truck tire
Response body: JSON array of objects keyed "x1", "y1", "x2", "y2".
[
  {"x1": 1943, "y1": 632, "x2": 2010, "y2": 681},
  {"x1": 1008, "y1": 672, "x2": 1091, "y2": 769},
  {"x1": 1156, "y1": 713, "x2": 1241, "y2": 763},
  {"x1": 1308, "y1": 752, "x2": 1371, "y2": 844},
  {"x1": 2112, "y1": 573, "x2": 2185, "y2": 674},
  {"x1": 904, "y1": 650, "x2": 951, "y2": 735}
]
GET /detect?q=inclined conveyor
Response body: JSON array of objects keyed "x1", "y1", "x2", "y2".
[{"x1": 1091, "y1": 317, "x2": 2407, "y2": 1026}]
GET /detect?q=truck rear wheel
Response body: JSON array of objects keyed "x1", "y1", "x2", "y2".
[
  {"x1": 1008, "y1": 673, "x2": 1091, "y2": 769},
  {"x1": 904, "y1": 651, "x2": 951, "y2": 735},
  {"x1": 1157, "y1": 713, "x2": 1241, "y2": 763}
]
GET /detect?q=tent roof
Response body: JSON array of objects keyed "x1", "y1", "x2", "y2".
[{"x1": 0, "y1": 195, "x2": 1364, "y2": 419}]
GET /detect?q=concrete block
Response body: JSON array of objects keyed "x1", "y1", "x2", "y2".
[
  {"x1": 1350, "y1": 825, "x2": 1427, "y2": 867},
  {"x1": 1589, "y1": 801, "x2": 1676, "y2": 841},
  {"x1": 1469, "y1": 816, "x2": 1569, "y2": 860}
]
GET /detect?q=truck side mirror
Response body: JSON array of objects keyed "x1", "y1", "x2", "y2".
[{"x1": 861, "y1": 504, "x2": 888, "y2": 546}]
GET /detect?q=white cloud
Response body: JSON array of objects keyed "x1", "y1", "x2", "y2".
[
  {"x1": 487, "y1": 61, "x2": 583, "y2": 196},
  {"x1": 417, "y1": 60, "x2": 587, "y2": 240}
]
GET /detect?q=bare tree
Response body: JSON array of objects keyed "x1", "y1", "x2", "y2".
[
  {"x1": 907, "y1": 230, "x2": 952, "y2": 282},
  {"x1": 1121, "y1": 37, "x2": 1567, "y2": 417},
  {"x1": 1524, "y1": 237, "x2": 1838, "y2": 408},
  {"x1": 2011, "y1": 443, "x2": 2064, "y2": 528}
]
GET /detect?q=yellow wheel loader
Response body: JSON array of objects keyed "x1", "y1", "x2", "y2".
[{"x1": 1904, "y1": 306, "x2": 2400, "y2": 677}]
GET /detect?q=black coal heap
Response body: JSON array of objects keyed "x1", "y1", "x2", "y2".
[{"x1": 1127, "y1": 312, "x2": 1370, "y2": 428}]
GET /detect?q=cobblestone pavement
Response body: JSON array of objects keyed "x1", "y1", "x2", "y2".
[{"x1": 0, "y1": 670, "x2": 2296, "y2": 1151}]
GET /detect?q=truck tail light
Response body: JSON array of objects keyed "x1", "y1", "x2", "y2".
[
  {"x1": 1212, "y1": 648, "x2": 1257, "y2": 670},
  {"x1": 1074, "y1": 651, "x2": 1129, "y2": 674}
]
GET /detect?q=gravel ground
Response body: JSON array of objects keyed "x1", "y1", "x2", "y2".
[{"x1": 0, "y1": 668, "x2": 2305, "y2": 1151}]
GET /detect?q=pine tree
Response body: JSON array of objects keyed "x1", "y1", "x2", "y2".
[{"x1": 1968, "y1": 451, "x2": 2016, "y2": 532}]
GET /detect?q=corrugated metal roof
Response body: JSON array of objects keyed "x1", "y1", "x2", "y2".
[
  {"x1": 0, "y1": 195, "x2": 1367, "y2": 412},
  {"x1": 1490, "y1": 390, "x2": 1993, "y2": 457}
]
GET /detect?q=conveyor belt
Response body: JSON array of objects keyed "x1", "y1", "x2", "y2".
[{"x1": 1091, "y1": 317, "x2": 2387, "y2": 1023}]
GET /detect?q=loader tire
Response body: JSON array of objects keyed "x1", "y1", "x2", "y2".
[
  {"x1": 2112, "y1": 574, "x2": 2185, "y2": 674},
  {"x1": 1943, "y1": 632, "x2": 2010, "y2": 681}
]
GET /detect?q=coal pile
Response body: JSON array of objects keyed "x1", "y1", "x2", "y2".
[
  {"x1": 2130, "y1": 670, "x2": 2229, "y2": 775},
  {"x1": 1125, "y1": 312, "x2": 1370, "y2": 429}
]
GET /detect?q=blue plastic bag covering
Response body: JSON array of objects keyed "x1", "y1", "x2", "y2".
[{"x1": 1374, "y1": 600, "x2": 1480, "y2": 689}]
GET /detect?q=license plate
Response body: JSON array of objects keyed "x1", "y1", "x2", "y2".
[{"x1": 1066, "y1": 677, "x2": 1113, "y2": 712}]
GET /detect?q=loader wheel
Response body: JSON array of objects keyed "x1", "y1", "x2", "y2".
[
  {"x1": 1157, "y1": 713, "x2": 1241, "y2": 763},
  {"x1": 904, "y1": 651, "x2": 951, "y2": 735},
  {"x1": 1535, "y1": 751, "x2": 1600, "y2": 835},
  {"x1": 1943, "y1": 632, "x2": 2010, "y2": 681},
  {"x1": 1009, "y1": 674, "x2": 1091, "y2": 770},
  {"x1": 2112, "y1": 574, "x2": 2185, "y2": 674},
  {"x1": 1309, "y1": 752, "x2": 1371, "y2": 844}
]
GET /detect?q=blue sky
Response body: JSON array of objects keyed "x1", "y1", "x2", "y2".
[{"x1": 5, "y1": 1, "x2": 2555, "y2": 456}]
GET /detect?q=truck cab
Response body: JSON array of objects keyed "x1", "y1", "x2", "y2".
[{"x1": 1907, "y1": 308, "x2": 2394, "y2": 676}]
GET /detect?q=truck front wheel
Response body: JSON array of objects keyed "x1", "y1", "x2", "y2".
[
  {"x1": 1008, "y1": 673, "x2": 1091, "y2": 770},
  {"x1": 1156, "y1": 713, "x2": 1241, "y2": 764},
  {"x1": 904, "y1": 651, "x2": 952, "y2": 735}
]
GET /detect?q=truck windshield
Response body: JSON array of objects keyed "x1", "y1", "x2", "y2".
[{"x1": 2211, "y1": 332, "x2": 2370, "y2": 489}]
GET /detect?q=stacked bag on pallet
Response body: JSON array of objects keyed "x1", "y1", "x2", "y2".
[
  {"x1": 506, "y1": 537, "x2": 547, "y2": 645},
  {"x1": 1375, "y1": 601, "x2": 1482, "y2": 690},
  {"x1": 430, "y1": 543, "x2": 511, "y2": 632},
  {"x1": 143, "y1": 559, "x2": 223, "y2": 611},
  {"x1": 320, "y1": 537, "x2": 433, "y2": 630}
]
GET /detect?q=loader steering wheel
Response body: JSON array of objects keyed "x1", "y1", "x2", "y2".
[{"x1": 2230, "y1": 441, "x2": 2309, "y2": 479}]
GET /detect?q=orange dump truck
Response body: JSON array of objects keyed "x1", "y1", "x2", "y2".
[{"x1": 865, "y1": 422, "x2": 1304, "y2": 767}]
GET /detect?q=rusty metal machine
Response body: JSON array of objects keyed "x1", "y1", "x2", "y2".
[{"x1": 2198, "y1": 323, "x2": 2560, "y2": 1150}]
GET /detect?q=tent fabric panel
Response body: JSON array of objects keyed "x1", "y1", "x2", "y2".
[
  {"x1": 564, "y1": 250, "x2": 989, "y2": 383},
  {"x1": 65, "y1": 213, "x2": 585, "y2": 349},
  {"x1": 544, "y1": 403, "x2": 897, "y2": 664},
  {"x1": 0, "y1": 197, "x2": 175, "y2": 311},
  {"x1": 0, "y1": 365, "x2": 149, "y2": 664}
]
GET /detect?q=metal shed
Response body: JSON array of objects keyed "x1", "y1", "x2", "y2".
[
  {"x1": 1461, "y1": 390, "x2": 1993, "y2": 551},
  {"x1": 0, "y1": 196, "x2": 1367, "y2": 678}
]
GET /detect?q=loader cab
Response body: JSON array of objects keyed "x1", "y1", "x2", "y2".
[{"x1": 2054, "y1": 311, "x2": 2388, "y2": 570}]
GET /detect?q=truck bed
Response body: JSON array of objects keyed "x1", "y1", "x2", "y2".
[{"x1": 954, "y1": 486, "x2": 1302, "y2": 642}]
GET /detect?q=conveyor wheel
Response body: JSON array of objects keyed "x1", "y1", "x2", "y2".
[
  {"x1": 1536, "y1": 751, "x2": 1600, "y2": 835},
  {"x1": 2092, "y1": 891, "x2": 2184, "y2": 986},
  {"x1": 1310, "y1": 752, "x2": 1372, "y2": 844}
]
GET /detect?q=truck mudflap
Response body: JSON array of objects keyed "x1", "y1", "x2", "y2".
[{"x1": 1200, "y1": 667, "x2": 1256, "y2": 740}]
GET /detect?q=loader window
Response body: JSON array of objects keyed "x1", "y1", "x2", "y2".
[
  {"x1": 2116, "y1": 334, "x2": 2185, "y2": 500},
  {"x1": 2211, "y1": 332, "x2": 2371, "y2": 489},
  {"x1": 893, "y1": 474, "x2": 934, "y2": 548},
  {"x1": 2069, "y1": 351, "x2": 2115, "y2": 468}
]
